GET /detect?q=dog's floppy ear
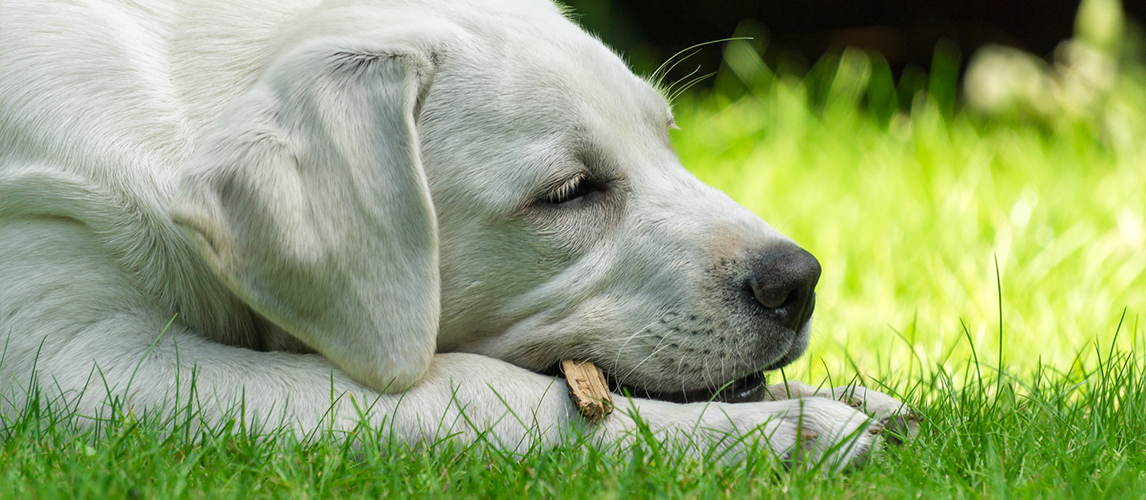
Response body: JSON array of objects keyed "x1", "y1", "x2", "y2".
[{"x1": 171, "y1": 39, "x2": 439, "y2": 393}]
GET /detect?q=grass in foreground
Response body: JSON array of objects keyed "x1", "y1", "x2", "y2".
[{"x1": 2, "y1": 337, "x2": 1142, "y2": 499}]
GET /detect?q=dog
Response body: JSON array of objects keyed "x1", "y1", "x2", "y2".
[{"x1": 0, "y1": 0, "x2": 916, "y2": 465}]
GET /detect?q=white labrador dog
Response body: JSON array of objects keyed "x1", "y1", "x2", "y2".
[{"x1": 1, "y1": 0, "x2": 915, "y2": 465}]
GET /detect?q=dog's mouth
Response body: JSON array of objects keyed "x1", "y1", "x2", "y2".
[
  {"x1": 607, "y1": 370, "x2": 769, "y2": 404},
  {"x1": 544, "y1": 363, "x2": 769, "y2": 404}
]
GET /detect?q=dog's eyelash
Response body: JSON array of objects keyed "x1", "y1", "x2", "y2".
[
  {"x1": 544, "y1": 174, "x2": 599, "y2": 205},
  {"x1": 550, "y1": 176, "x2": 582, "y2": 202}
]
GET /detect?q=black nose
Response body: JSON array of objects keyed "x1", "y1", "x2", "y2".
[{"x1": 748, "y1": 245, "x2": 821, "y2": 331}]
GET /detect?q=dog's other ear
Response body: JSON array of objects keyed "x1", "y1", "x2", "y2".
[{"x1": 171, "y1": 39, "x2": 439, "y2": 393}]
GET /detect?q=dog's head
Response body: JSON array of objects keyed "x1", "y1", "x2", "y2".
[{"x1": 171, "y1": 0, "x2": 819, "y2": 403}]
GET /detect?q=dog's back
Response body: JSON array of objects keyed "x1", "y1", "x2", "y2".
[
  {"x1": 1, "y1": 0, "x2": 321, "y2": 176},
  {"x1": 0, "y1": 0, "x2": 313, "y2": 411}
]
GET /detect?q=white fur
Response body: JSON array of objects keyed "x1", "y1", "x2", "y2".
[{"x1": 0, "y1": 0, "x2": 912, "y2": 466}]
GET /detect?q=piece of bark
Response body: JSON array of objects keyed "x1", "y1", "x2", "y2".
[{"x1": 562, "y1": 359, "x2": 614, "y2": 423}]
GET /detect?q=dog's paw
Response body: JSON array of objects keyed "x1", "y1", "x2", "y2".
[
  {"x1": 771, "y1": 397, "x2": 884, "y2": 469},
  {"x1": 637, "y1": 397, "x2": 883, "y2": 469},
  {"x1": 605, "y1": 394, "x2": 907, "y2": 468},
  {"x1": 830, "y1": 386, "x2": 921, "y2": 445}
]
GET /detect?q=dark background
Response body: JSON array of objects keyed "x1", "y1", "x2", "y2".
[{"x1": 563, "y1": 0, "x2": 1145, "y2": 86}]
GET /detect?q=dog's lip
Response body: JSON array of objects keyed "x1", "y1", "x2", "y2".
[{"x1": 606, "y1": 370, "x2": 769, "y2": 404}]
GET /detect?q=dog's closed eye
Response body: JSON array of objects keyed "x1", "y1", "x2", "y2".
[{"x1": 541, "y1": 173, "x2": 606, "y2": 206}]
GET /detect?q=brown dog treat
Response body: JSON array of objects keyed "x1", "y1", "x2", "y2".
[{"x1": 562, "y1": 359, "x2": 614, "y2": 423}]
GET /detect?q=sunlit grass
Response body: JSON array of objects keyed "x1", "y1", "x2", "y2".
[
  {"x1": 671, "y1": 46, "x2": 1145, "y2": 389},
  {"x1": 4, "y1": 348, "x2": 1143, "y2": 498}
]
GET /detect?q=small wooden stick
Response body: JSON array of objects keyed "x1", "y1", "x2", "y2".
[{"x1": 562, "y1": 359, "x2": 614, "y2": 423}]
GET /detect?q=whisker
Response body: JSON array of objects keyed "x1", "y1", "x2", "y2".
[
  {"x1": 608, "y1": 318, "x2": 662, "y2": 375},
  {"x1": 616, "y1": 325, "x2": 675, "y2": 388},
  {"x1": 676, "y1": 355, "x2": 688, "y2": 398}
]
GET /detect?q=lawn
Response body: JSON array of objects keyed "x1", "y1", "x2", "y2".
[{"x1": 3, "y1": 10, "x2": 1145, "y2": 500}]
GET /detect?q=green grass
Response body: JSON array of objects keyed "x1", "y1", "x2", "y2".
[
  {"x1": 3, "y1": 348, "x2": 1143, "y2": 498},
  {"x1": 674, "y1": 45, "x2": 1146, "y2": 388},
  {"x1": 5, "y1": 17, "x2": 1146, "y2": 500}
]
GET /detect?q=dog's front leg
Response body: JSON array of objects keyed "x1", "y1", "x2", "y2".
[
  {"x1": 6, "y1": 324, "x2": 587, "y2": 454},
  {"x1": 389, "y1": 352, "x2": 589, "y2": 452},
  {"x1": 361, "y1": 358, "x2": 889, "y2": 465}
]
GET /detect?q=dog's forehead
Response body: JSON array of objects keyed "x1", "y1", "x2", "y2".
[
  {"x1": 419, "y1": 4, "x2": 675, "y2": 211},
  {"x1": 436, "y1": 3, "x2": 671, "y2": 125}
]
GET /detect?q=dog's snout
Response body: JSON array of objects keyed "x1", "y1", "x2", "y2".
[{"x1": 748, "y1": 246, "x2": 821, "y2": 330}]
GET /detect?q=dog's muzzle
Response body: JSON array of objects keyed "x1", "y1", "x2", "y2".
[{"x1": 612, "y1": 245, "x2": 822, "y2": 404}]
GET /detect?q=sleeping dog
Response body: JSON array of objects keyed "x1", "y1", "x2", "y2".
[{"x1": 0, "y1": 0, "x2": 915, "y2": 465}]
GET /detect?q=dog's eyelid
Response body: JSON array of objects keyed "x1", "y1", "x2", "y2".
[
  {"x1": 551, "y1": 175, "x2": 582, "y2": 201},
  {"x1": 524, "y1": 137, "x2": 620, "y2": 210},
  {"x1": 536, "y1": 166, "x2": 619, "y2": 207},
  {"x1": 541, "y1": 172, "x2": 590, "y2": 204}
]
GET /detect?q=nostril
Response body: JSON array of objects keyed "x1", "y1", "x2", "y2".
[
  {"x1": 747, "y1": 245, "x2": 822, "y2": 329},
  {"x1": 750, "y1": 279, "x2": 797, "y2": 309},
  {"x1": 748, "y1": 278, "x2": 811, "y2": 312}
]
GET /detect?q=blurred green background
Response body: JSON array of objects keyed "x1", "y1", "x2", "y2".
[{"x1": 571, "y1": 0, "x2": 1145, "y2": 385}]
